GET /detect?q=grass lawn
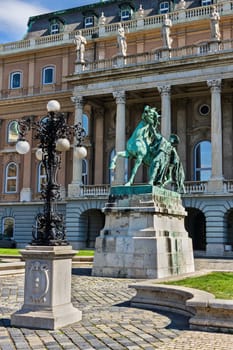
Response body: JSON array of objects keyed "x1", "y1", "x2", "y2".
[
  {"x1": 0, "y1": 248, "x2": 94, "y2": 257},
  {"x1": 163, "y1": 272, "x2": 233, "y2": 300}
]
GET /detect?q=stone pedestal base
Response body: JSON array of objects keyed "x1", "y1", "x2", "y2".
[
  {"x1": 11, "y1": 245, "x2": 82, "y2": 330},
  {"x1": 92, "y1": 185, "x2": 194, "y2": 279}
]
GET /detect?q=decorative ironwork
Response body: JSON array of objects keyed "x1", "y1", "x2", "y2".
[{"x1": 17, "y1": 102, "x2": 86, "y2": 246}]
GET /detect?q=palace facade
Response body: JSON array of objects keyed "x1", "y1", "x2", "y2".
[{"x1": 1, "y1": 0, "x2": 233, "y2": 256}]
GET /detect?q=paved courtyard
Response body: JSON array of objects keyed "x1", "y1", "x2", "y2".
[{"x1": 0, "y1": 267, "x2": 232, "y2": 349}]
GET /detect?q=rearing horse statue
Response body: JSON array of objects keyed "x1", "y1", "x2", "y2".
[{"x1": 110, "y1": 105, "x2": 185, "y2": 192}]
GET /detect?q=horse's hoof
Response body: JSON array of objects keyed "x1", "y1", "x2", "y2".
[{"x1": 124, "y1": 182, "x2": 131, "y2": 186}]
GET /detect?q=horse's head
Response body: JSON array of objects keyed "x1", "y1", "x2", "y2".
[{"x1": 142, "y1": 105, "x2": 160, "y2": 127}]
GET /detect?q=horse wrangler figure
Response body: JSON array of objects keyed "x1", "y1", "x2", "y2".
[{"x1": 110, "y1": 105, "x2": 185, "y2": 192}]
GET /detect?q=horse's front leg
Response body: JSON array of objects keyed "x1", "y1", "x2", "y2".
[
  {"x1": 109, "y1": 151, "x2": 128, "y2": 170},
  {"x1": 125, "y1": 156, "x2": 143, "y2": 186}
]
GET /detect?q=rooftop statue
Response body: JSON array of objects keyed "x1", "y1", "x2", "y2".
[
  {"x1": 210, "y1": 6, "x2": 221, "y2": 41},
  {"x1": 110, "y1": 105, "x2": 185, "y2": 192},
  {"x1": 117, "y1": 23, "x2": 127, "y2": 57},
  {"x1": 74, "y1": 30, "x2": 87, "y2": 63},
  {"x1": 162, "y1": 14, "x2": 173, "y2": 49}
]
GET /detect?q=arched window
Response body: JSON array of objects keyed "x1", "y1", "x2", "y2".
[
  {"x1": 194, "y1": 141, "x2": 212, "y2": 181},
  {"x1": 38, "y1": 162, "x2": 46, "y2": 192},
  {"x1": 7, "y1": 120, "x2": 19, "y2": 143},
  {"x1": 42, "y1": 66, "x2": 55, "y2": 85},
  {"x1": 2, "y1": 217, "x2": 15, "y2": 239},
  {"x1": 10, "y1": 71, "x2": 22, "y2": 89},
  {"x1": 82, "y1": 159, "x2": 88, "y2": 185},
  {"x1": 5, "y1": 162, "x2": 18, "y2": 193},
  {"x1": 82, "y1": 114, "x2": 89, "y2": 136}
]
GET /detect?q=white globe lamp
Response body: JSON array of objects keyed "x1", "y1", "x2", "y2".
[
  {"x1": 74, "y1": 146, "x2": 87, "y2": 159},
  {"x1": 56, "y1": 138, "x2": 71, "y2": 152},
  {"x1": 47, "y1": 100, "x2": 61, "y2": 112},
  {"x1": 16, "y1": 140, "x2": 30, "y2": 155}
]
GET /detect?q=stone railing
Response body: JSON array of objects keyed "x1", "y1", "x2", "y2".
[
  {"x1": 79, "y1": 184, "x2": 110, "y2": 197},
  {"x1": 224, "y1": 179, "x2": 233, "y2": 192},
  {"x1": 184, "y1": 181, "x2": 207, "y2": 194},
  {"x1": 1, "y1": 2, "x2": 233, "y2": 55},
  {"x1": 78, "y1": 182, "x2": 209, "y2": 197}
]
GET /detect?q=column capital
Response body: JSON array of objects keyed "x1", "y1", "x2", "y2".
[
  {"x1": 71, "y1": 95, "x2": 84, "y2": 109},
  {"x1": 113, "y1": 91, "x2": 126, "y2": 104},
  {"x1": 207, "y1": 79, "x2": 221, "y2": 92},
  {"x1": 157, "y1": 85, "x2": 171, "y2": 95}
]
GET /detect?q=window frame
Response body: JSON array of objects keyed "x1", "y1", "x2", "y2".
[
  {"x1": 84, "y1": 16, "x2": 94, "y2": 28},
  {"x1": 50, "y1": 22, "x2": 60, "y2": 35},
  {"x1": 10, "y1": 71, "x2": 22, "y2": 89},
  {"x1": 5, "y1": 162, "x2": 18, "y2": 193},
  {"x1": 82, "y1": 159, "x2": 88, "y2": 185},
  {"x1": 201, "y1": 0, "x2": 212, "y2": 6},
  {"x1": 194, "y1": 140, "x2": 212, "y2": 181},
  {"x1": 42, "y1": 66, "x2": 55, "y2": 85},
  {"x1": 37, "y1": 162, "x2": 46, "y2": 193},
  {"x1": 121, "y1": 8, "x2": 131, "y2": 21},
  {"x1": 159, "y1": 1, "x2": 169, "y2": 14},
  {"x1": 7, "y1": 120, "x2": 19, "y2": 143},
  {"x1": 82, "y1": 114, "x2": 89, "y2": 136}
]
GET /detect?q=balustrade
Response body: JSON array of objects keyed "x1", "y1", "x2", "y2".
[{"x1": 1, "y1": 2, "x2": 232, "y2": 55}]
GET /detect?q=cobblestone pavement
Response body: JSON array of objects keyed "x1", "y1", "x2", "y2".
[{"x1": 0, "y1": 268, "x2": 233, "y2": 350}]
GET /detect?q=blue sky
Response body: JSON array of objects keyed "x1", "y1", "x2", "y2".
[{"x1": 0, "y1": 0, "x2": 101, "y2": 44}]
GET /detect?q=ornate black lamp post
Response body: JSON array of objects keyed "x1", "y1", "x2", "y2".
[{"x1": 16, "y1": 100, "x2": 86, "y2": 246}]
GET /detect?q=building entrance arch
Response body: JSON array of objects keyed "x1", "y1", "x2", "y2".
[
  {"x1": 80, "y1": 209, "x2": 105, "y2": 248},
  {"x1": 185, "y1": 208, "x2": 206, "y2": 251}
]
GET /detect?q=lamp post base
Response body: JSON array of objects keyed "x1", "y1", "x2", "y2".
[{"x1": 11, "y1": 245, "x2": 82, "y2": 330}]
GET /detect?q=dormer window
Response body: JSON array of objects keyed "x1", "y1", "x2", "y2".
[
  {"x1": 201, "y1": 0, "x2": 212, "y2": 6},
  {"x1": 120, "y1": 6, "x2": 133, "y2": 21},
  {"x1": 159, "y1": 1, "x2": 169, "y2": 14},
  {"x1": 51, "y1": 23, "x2": 59, "y2": 34},
  {"x1": 49, "y1": 17, "x2": 64, "y2": 35},
  {"x1": 85, "y1": 16, "x2": 94, "y2": 28}
]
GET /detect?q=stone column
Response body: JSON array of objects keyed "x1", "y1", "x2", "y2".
[
  {"x1": 68, "y1": 95, "x2": 84, "y2": 197},
  {"x1": 113, "y1": 91, "x2": 126, "y2": 185},
  {"x1": 157, "y1": 85, "x2": 171, "y2": 139},
  {"x1": 94, "y1": 108, "x2": 104, "y2": 184},
  {"x1": 176, "y1": 100, "x2": 187, "y2": 174},
  {"x1": 207, "y1": 79, "x2": 223, "y2": 189}
]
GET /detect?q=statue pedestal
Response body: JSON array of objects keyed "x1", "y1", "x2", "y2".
[
  {"x1": 92, "y1": 185, "x2": 194, "y2": 279},
  {"x1": 11, "y1": 245, "x2": 82, "y2": 330}
]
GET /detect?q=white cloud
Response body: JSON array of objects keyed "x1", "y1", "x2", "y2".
[{"x1": 0, "y1": 0, "x2": 49, "y2": 43}]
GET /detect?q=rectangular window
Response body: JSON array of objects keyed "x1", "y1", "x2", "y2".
[
  {"x1": 42, "y1": 67, "x2": 54, "y2": 85},
  {"x1": 10, "y1": 72, "x2": 21, "y2": 89}
]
